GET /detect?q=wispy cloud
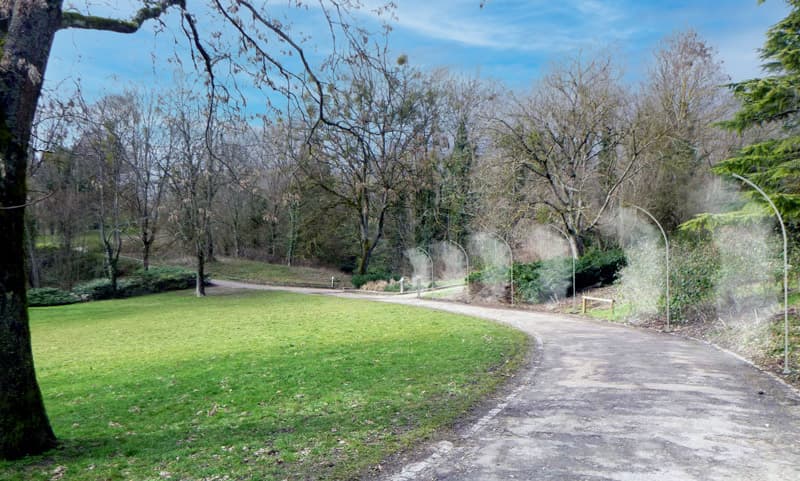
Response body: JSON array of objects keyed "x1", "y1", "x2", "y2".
[
  {"x1": 45, "y1": 0, "x2": 792, "y2": 101},
  {"x1": 359, "y1": 0, "x2": 642, "y2": 53}
]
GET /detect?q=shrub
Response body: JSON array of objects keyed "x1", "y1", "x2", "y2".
[
  {"x1": 467, "y1": 248, "x2": 625, "y2": 304},
  {"x1": 511, "y1": 259, "x2": 572, "y2": 303},
  {"x1": 28, "y1": 287, "x2": 80, "y2": 307},
  {"x1": 467, "y1": 265, "x2": 512, "y2": 302},
  {"x1": 351, "y1": 269, "x2": 399, "y2": 289},
  {"x1": 512, "y1": 262, "x2": 543, "y2": 302},
  {"x1": 361, "y1": 280, "x2": 389, "y2": 291},
  {"x1": 72, "y1": 278, "x2": 116, "y2": 301},
  {"x1": 574, "y1": 248, "x2": 626, "y2": 290},
  {"x1": 616, "y1": 239, "x2": 664, "y2": 317},
  {"x1": 383, "y1": 280, "x2": 402, "y2": 292},
  {"x1": 133, "y1": 266, "x2": 198, "y2": 292},
  {"x1": 70, "y1": 266, "x2": 201, "y2": 301},
  {"x1": 668, "y1": 238, "x2": 720, "y2": 321}
]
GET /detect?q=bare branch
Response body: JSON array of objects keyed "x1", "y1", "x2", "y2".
[{"x1": 59, "y1": 1, "x2": 185, "y2": 33}]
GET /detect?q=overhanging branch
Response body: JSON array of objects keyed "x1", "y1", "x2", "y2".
[{"x1": 59, "y1": 0, "x2": 185, "y2": 33}]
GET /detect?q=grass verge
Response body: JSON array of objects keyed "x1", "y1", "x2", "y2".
[{"x1": 2, "y1": 290, "x2": 527, "y2": 481}]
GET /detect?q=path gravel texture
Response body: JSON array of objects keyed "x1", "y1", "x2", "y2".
[{"x1": 211, "y1": 280, "x2": 800, "y2": 481}]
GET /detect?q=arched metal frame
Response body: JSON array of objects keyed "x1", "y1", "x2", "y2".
[
  {"x1": 630, "y1": 205, "x2": 671, "y2": 331},
  {"x1": 445, "y1": 239, "x2": 470, "y2": 285},
  {"x1": 732, "y1": 174, "x2": 790, "y2": 374},
  {"x1": 488, "y1": 232, "x2": 514, "y2": 306},
  {"x1": 419, "y1": 247, "x2": 434, "y2": 287}
]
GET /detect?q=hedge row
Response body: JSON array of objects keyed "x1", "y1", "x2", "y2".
[
  {"x1": 467, "y1": 248, "x2": 626, "y2": 303},
  {"x1": 28, "y1": 266, "x2": 203, "y2": 307},
  {"x1": 351, "y1": 269, "x2": 401, "y2": 289}
]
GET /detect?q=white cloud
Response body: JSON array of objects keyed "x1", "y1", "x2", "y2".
[{"x1": 358, "y1": 0, "x2": 641, "y2": 52}]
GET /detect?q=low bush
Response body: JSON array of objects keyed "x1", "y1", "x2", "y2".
[
  {"x1": 467, "y1": 265, "x2": 512, "y2": 301},
  {"x1": 574, "y1": 247, "x2": 626, "y2": 290},
  {"x1": 132, "y1": 266, "x2": 198, "y2": 292},
  {"x1": 36, "y1": 266, "x2": 202, "y2": 304},
  {"x1": 72, "y1": 278, "x2": 116, "y2": 301},
  {"x1": 467, "y1": 248, "x2": 625, "y2": 304},
  {"x1": 668, "y1": 238, "x2": 720, "y2": 321},
  {"x1": 517, "y1": 258, "x2": 573, "y2": 303},
  {"x1": 351, "y1": 268, "x2": 400, "y2": 289},
  {"x1": 27, "y1": 287, "x2": 80, "y2": 307}
]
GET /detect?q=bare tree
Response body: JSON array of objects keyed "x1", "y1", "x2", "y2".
[
  {"x1": 304, "y1": 51, "x2": 439, "y2": 274},
  {"x1": 494, "y1": 55, "x2": 659, "y2": 255},
  {"x1": 98, "y1": 90, "x2": 173, "y2": 270},
  {"x1": 163, "y1": 85, "x2": 224, "y2": 297},
  {"x1": 0, "y1": 0, "x2": 382, "y2": 458},
  {"x1": 74, "y1": 95, "x2": 138, "y2": 292},
  {"x1": 213, "y1": 127, "x2": 261, "y2": 259},
  {"x1": 627, "y1": 31, "x2": 736, "y2": 230}
]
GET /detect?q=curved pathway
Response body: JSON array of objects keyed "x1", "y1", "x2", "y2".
[{"x1": 212, "y1": 280, "x2": 800, "y2": 480}]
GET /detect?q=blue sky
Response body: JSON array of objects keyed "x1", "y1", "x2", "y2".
[{"x1": 45, "y1": 0, "x2": 791, "y2": 103}]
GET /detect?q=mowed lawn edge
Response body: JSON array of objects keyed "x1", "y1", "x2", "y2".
[{"x1": 2, "y1": 289, "x2": 529, "y2": 481}]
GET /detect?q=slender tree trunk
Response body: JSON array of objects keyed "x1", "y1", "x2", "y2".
[
  {"x1": 0, "y1": 0, "x2": 61, "y2": 459},
  {"x1": 286, "y1": 200, "x2": 298, "y2": 267},
  {"x1": 195, "y1": 246, "x2": 206, "y2": 297},
  {"x1": 142, "y1": 237, "x2": 152, "y2": 271},
  {"x1": 100, "y1": 228, "x2": 119, "y2": 293},
  {"x1": 233, "y1": 222, "x2": 241, "y2": 258},
  {"x1": 568, "y1": 234, "x2": 585, "y2": 258},
  {"x1": 205, "y1": 226, "x2": 215, "y2": 263}
]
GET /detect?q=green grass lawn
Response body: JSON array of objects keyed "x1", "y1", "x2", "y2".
[
  {"x1": 202, "y1": 257, "x2": 352, "y2": 288},
  {"x1": 2, "y1": 290, "x2": 527, "y2": 481}
]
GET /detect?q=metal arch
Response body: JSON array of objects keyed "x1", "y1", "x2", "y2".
[
  {"x1": 630, "y1": 205, "x2": 671, "y2": 331},
  {"x1": 732, "y1": 174, "x2": 791, "y2": 374}
]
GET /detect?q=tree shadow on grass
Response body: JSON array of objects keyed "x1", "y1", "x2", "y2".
[{"x1": 7, "y1": 329, "x2": 521, "y2": 481}]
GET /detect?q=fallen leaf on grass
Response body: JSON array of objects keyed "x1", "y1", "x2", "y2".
[{"x1": 50, "y1": 465, "x2": 67, "y2": 481}]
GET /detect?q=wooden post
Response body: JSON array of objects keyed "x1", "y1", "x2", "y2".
[{"x1": 581, "y1": 296, "x2": 614, "y2": 316}]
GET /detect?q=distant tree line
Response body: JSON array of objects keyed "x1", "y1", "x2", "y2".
[{"x1": 27, "y1": 30, "x2": 756, "y2": 288}]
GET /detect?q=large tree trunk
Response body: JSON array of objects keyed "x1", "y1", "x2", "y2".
[
  {"x1": 0, "y1": 1, "x2": 62, "y2": 459},
  {"x1": 357, "y1": 238, "x2": 371, "y2": 275},
  {"x1": 25, "y1": 216, "x2": 41, "y2": 288}
]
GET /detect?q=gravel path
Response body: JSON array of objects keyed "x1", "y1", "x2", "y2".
[{"x1": 211, "y1": 280, "x2": 800, "y2": 481}]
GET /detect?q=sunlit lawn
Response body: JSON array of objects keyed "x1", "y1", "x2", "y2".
[
  {"x1": 1, "y1": 290, "x2": 527, "y2": 481},
  {"x1": 204, "y1": 257, "x2": 351, "y2": 288}
]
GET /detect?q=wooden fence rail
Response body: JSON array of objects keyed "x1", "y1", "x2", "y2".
[{"x1": 581, "y1": 296, "x2": 615, "y2": 317}]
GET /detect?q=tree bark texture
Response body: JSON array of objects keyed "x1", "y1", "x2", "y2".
[
  {"x1": 0, "y1": 0, "x2": 62, "y2": 459},
  {"x1": 195, "y1": 243, "x2": 206, "y2": 297}
]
